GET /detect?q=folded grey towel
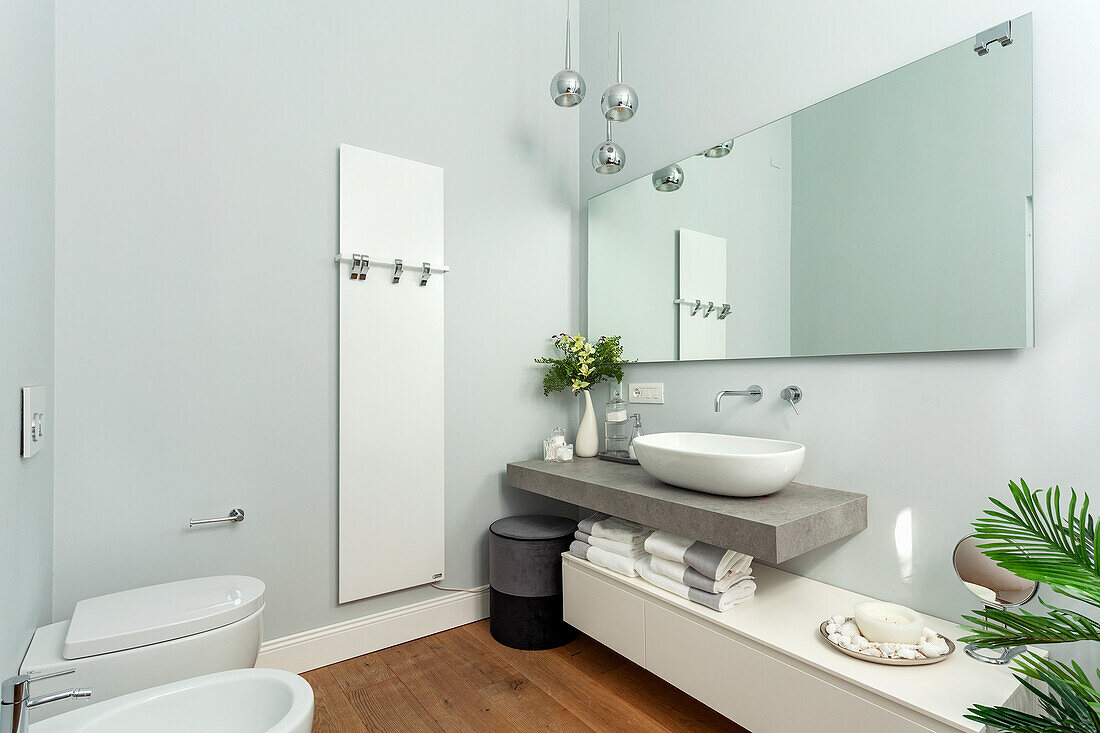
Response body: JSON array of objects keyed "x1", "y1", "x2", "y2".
[
  {"x1": 577, "y1": 512, "x2": 611, "y2": 535},
  {"x1": 645, "y1": 530, "x2": 745, "y2": 580}
]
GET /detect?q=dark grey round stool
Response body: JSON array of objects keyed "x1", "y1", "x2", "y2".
[{"x1": 489, "y1": 515, "x2": 578, "y2": 650}]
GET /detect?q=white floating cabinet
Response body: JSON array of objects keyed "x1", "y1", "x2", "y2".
[{"x1": 562, "y1": 554, "x2": 1039, "y2": 733}]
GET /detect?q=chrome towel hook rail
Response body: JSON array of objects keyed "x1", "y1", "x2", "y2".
[{"x1": 189, "y1": 508, "x2": 245, "y2": 528}]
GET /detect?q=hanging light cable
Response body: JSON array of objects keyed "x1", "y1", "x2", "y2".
[
  {"x1": 600, "y1": 0, "x2": 638, "y2": 121},
  {"x1": 550, "y1": 0, "x2": 585, "y2": 107}
]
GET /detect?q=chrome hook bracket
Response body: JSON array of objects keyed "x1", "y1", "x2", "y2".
[
  {"x1": 690, "y1": 299, "x2": 702, "y2": 316},
  {"x1": 392, "y1": 258, "x2": 404, "y2": 284},
  {"x1": 350, "y1": 253, "x2": 370, "y2": 280},
  {"x1": 420, "y1": 262, "x2": 432, "y2": 287},
  {"x1": 974, "y1": 20, "x2": 1012, "y2": 56},
  {"x1": 717, "y1": 304, "x2": 732, "y2": 320},
  {"x1": 703, "y1": 301, "x2": 715, "y2": 318}
]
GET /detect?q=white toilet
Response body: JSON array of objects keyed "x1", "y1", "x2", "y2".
[{"x1": 19, "y1": 576, "x2": 265, "y2": 720}]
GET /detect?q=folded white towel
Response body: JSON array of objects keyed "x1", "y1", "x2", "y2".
[
  {"x1": 575, "y1": 530, "x2": 647, "y2": 558},
  {"x1": 637, "y1": 556, "x2": 755, "y2": 612},
  {"x1": 569, "y1": 539, "x2": 641, "y2": 577},
  {"x1": 644, "y1": 530, "x2": 747, "y2": 581},
  {"x1": 580, "y1": 513, "x2": 653, "y2": 545},
  {"x1": 651, "y1": 555, "x2": 753, "y2": 594}
]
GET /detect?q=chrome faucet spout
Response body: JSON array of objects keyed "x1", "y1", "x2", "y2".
[
  {"x1": 2, "y1": 670, "x2": 91, "y2": 733},
  {"x1": 714, "y1": 386, "x2": 763, "y2": 412}
]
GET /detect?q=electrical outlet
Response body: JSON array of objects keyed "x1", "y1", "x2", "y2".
[{"x1": 629, "y1": 383, "x2": 664, "y2": 404}]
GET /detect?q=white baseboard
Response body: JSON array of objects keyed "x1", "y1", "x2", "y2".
[{"x1": 256, "y1": 586, "x2": 490, "y2": 673}]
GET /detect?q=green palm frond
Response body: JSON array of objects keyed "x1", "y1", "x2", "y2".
[
  {"x1": 968, "y1": 656, "x2": 1100, "y2": 732},
  {"x1": 1014, "y1": 653, "x2": 1100, "y2": 711},
  {"x1": 963, "y1": 481, "x2": 1100, "y2": 732},
  {"x1": 972, "y1": 480, "x2": 1100, "y2": 609},
  {"x1": 961, "y1": 599, "x2": 1100, "y2": 647}
]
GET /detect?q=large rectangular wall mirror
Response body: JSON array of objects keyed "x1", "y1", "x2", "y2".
[{"x1": 588, "y1": 15, "x2": 1033, "y2": 362}]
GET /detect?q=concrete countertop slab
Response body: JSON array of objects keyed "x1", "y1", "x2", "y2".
[{"x1": 506, "y1": 458, "x2": 867, "y2": 563}]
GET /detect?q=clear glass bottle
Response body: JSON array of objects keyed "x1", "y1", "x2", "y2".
[{"x1": 604, "y1": 388, "x2": 630, "y2": 455}]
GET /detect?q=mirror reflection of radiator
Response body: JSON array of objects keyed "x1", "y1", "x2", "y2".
[
  {"x1": 677, "y1": 229, "x2": 727, "y2": 360},
  {"x1": 337, "y1": 144, "x2": 446, "y2": 603}
]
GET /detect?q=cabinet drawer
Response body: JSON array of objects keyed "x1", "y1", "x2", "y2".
[
  {"x1": 563, "y1": 561, "x2": 645, "y2": 665},
  {"x1": 644, "y1": 602, "x2": 935, "y2": 733}
]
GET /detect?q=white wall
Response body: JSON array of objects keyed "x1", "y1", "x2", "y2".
[
  {"x1": 53, "y1": 0, "x2": 580, "y2": 640},
  {"x1": 0, "y1": 0, "x2": 54, "y2": 675},
  {"x1": 581, "y1": 0, "x2": 1100, "y2": 659}
]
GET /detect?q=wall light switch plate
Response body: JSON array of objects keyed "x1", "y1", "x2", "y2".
[
  {"x1": 21, "y1": 386, "x2": 46, "y2": 458},
  {"x1": 629, "y1": 383, "x2": 665, "y2": 404}
]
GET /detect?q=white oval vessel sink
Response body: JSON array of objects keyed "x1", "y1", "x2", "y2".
[
  {"x1": 32, "y1": 669, "x2": 313, "y2": 733},
  {"x1": 631, "y1": 432, "x2": 805, "y2": 497}
]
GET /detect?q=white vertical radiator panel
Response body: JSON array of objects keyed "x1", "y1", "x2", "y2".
[
  {"x1": 338, "y1": 144, "x2": 445, "y2": 604},
  {"x1": 677, "y1": 229, "x2": 728, "y2": 360}
]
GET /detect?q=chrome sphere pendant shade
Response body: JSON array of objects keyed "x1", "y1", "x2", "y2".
[
  {"x1": 703, "y1": 139, "x2": 734, "y2": 158},
  {"x1": 550, "y1": 4, "x2": 585, "y2": 108},
  {"x1": 592, "y1": 120, "x2": 625, "y2": 174},
  {"x1": 601, "y1": 29, "x2": 638, "y2": 121},
  {"x1": 652, "y1": 164, "x2": 684, "y2": 192}
]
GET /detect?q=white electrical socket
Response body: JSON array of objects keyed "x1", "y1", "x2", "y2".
[
  {"x1": 629, "y1": 383, "x2": 665, "y2": 404},
  {"x1": 21, "y1": 386, "x2": 46, "y2": 458}
]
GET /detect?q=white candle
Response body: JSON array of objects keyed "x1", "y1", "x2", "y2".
[{"x1": 853, "y1": 601, "x2": 924, "y2": 644}]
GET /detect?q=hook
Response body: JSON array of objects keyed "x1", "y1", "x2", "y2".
[{"x1": 392, "y1": 259, "x2": 404, "y2": 284}]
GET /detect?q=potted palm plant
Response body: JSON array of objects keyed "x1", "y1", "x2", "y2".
[
  {"x1": 535, "y1": 333, "x2": 626, "y2": 457},
  {"x1": 963, "y1": 479, "x2": 1100, "y2": 731}
]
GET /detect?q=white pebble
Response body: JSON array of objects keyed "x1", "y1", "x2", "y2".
[
  {"x1": 863, "y1": 647, "x2": 883, "y2": 657},
  {"x1": 832, "y1": 614, "x2": 848, "y2": 626},
  {"x1": 932, "y1": 638, "x2": 950, "y2": 655},
  {"x1": 918, "y1": 641, "x2": 941, "y2": 658},
  {"x1": 854, "y1": 636, "x2": 870, "y2": 650},
  {"x1": 826, "y1": 622, "x2": 839, "y2": 635},
  {"x1": 838, "y1": 635, "x2": 852, "y2": 647},
  {"x1": 880, "y1": 643, "x2": 898, "y2": 656},
  {"x1": 839, "y1": 622, "x2": 861, "y2": 638},
  {"x1": 896, "y1": 648, "x2": 918, "y2": 660},
  {"x1": 828, "y1": 633, "x2": 842, "y2": 645},
  {"x1": 922, "y1": 627, "x2": 937, "y2": 640}
]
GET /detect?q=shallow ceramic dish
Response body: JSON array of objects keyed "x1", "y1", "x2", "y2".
[{"x1": 818, "y1": 618, "x2": 955, "y2": 666}]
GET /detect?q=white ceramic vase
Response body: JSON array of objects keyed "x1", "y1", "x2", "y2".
[{"x1": 576, "y1": 390, "x2": 599, "y2": 457}]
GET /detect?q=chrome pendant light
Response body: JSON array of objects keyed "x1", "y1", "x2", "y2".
[
  {"x1": 702, "y1": 139, "x2": 734, "y2": 158},
  {"x1": 550, "y1": 0, "x2": 585, "y2": 107},
  {"x1": 652, "y1": 164, "x2": 684, "y2": 192},
  {"x1": 600, "y1": 0, "x2": 638, "y2": 122},
  {"x1": 592, "y1": 120, "x2": 625, "y2": 174}
]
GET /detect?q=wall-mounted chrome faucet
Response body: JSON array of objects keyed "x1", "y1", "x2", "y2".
[
  {"x1": 780, "y1": 385, "x2": 802, "y2": 414},
  {"x1": 714, "y1": 386, "x2": 762, "y2": 412}
]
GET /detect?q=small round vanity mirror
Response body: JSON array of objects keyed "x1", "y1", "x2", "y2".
[{"x1": 952, "y1": 534, "x2": 1038, "y2": 664}]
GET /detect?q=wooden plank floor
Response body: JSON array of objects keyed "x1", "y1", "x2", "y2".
[{"x1": 302, "y1": 619, "x2": 747, "y2": 732}]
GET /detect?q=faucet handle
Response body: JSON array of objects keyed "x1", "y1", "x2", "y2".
[
  {"x1": 780, "y1": 386, "x2": 802, "y2": 415},
  {"x1": 2, "y1": 669, "x2": 75, "y2": 703}
]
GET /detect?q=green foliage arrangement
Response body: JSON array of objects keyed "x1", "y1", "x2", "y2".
[
  {"x1": 962, "y1": 479, "x2": 1100, "y2": 732},
  {"x1": 534, "y1": 333, "x2": 626, "y2": 396}
]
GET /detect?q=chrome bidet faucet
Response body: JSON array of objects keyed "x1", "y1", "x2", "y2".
[
  {"x1": 2, "y1": 670, "x2": 91, "y2": 733},
  {"x1": 714, "y1": 386, "x2": 763, "y2": 412}
]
